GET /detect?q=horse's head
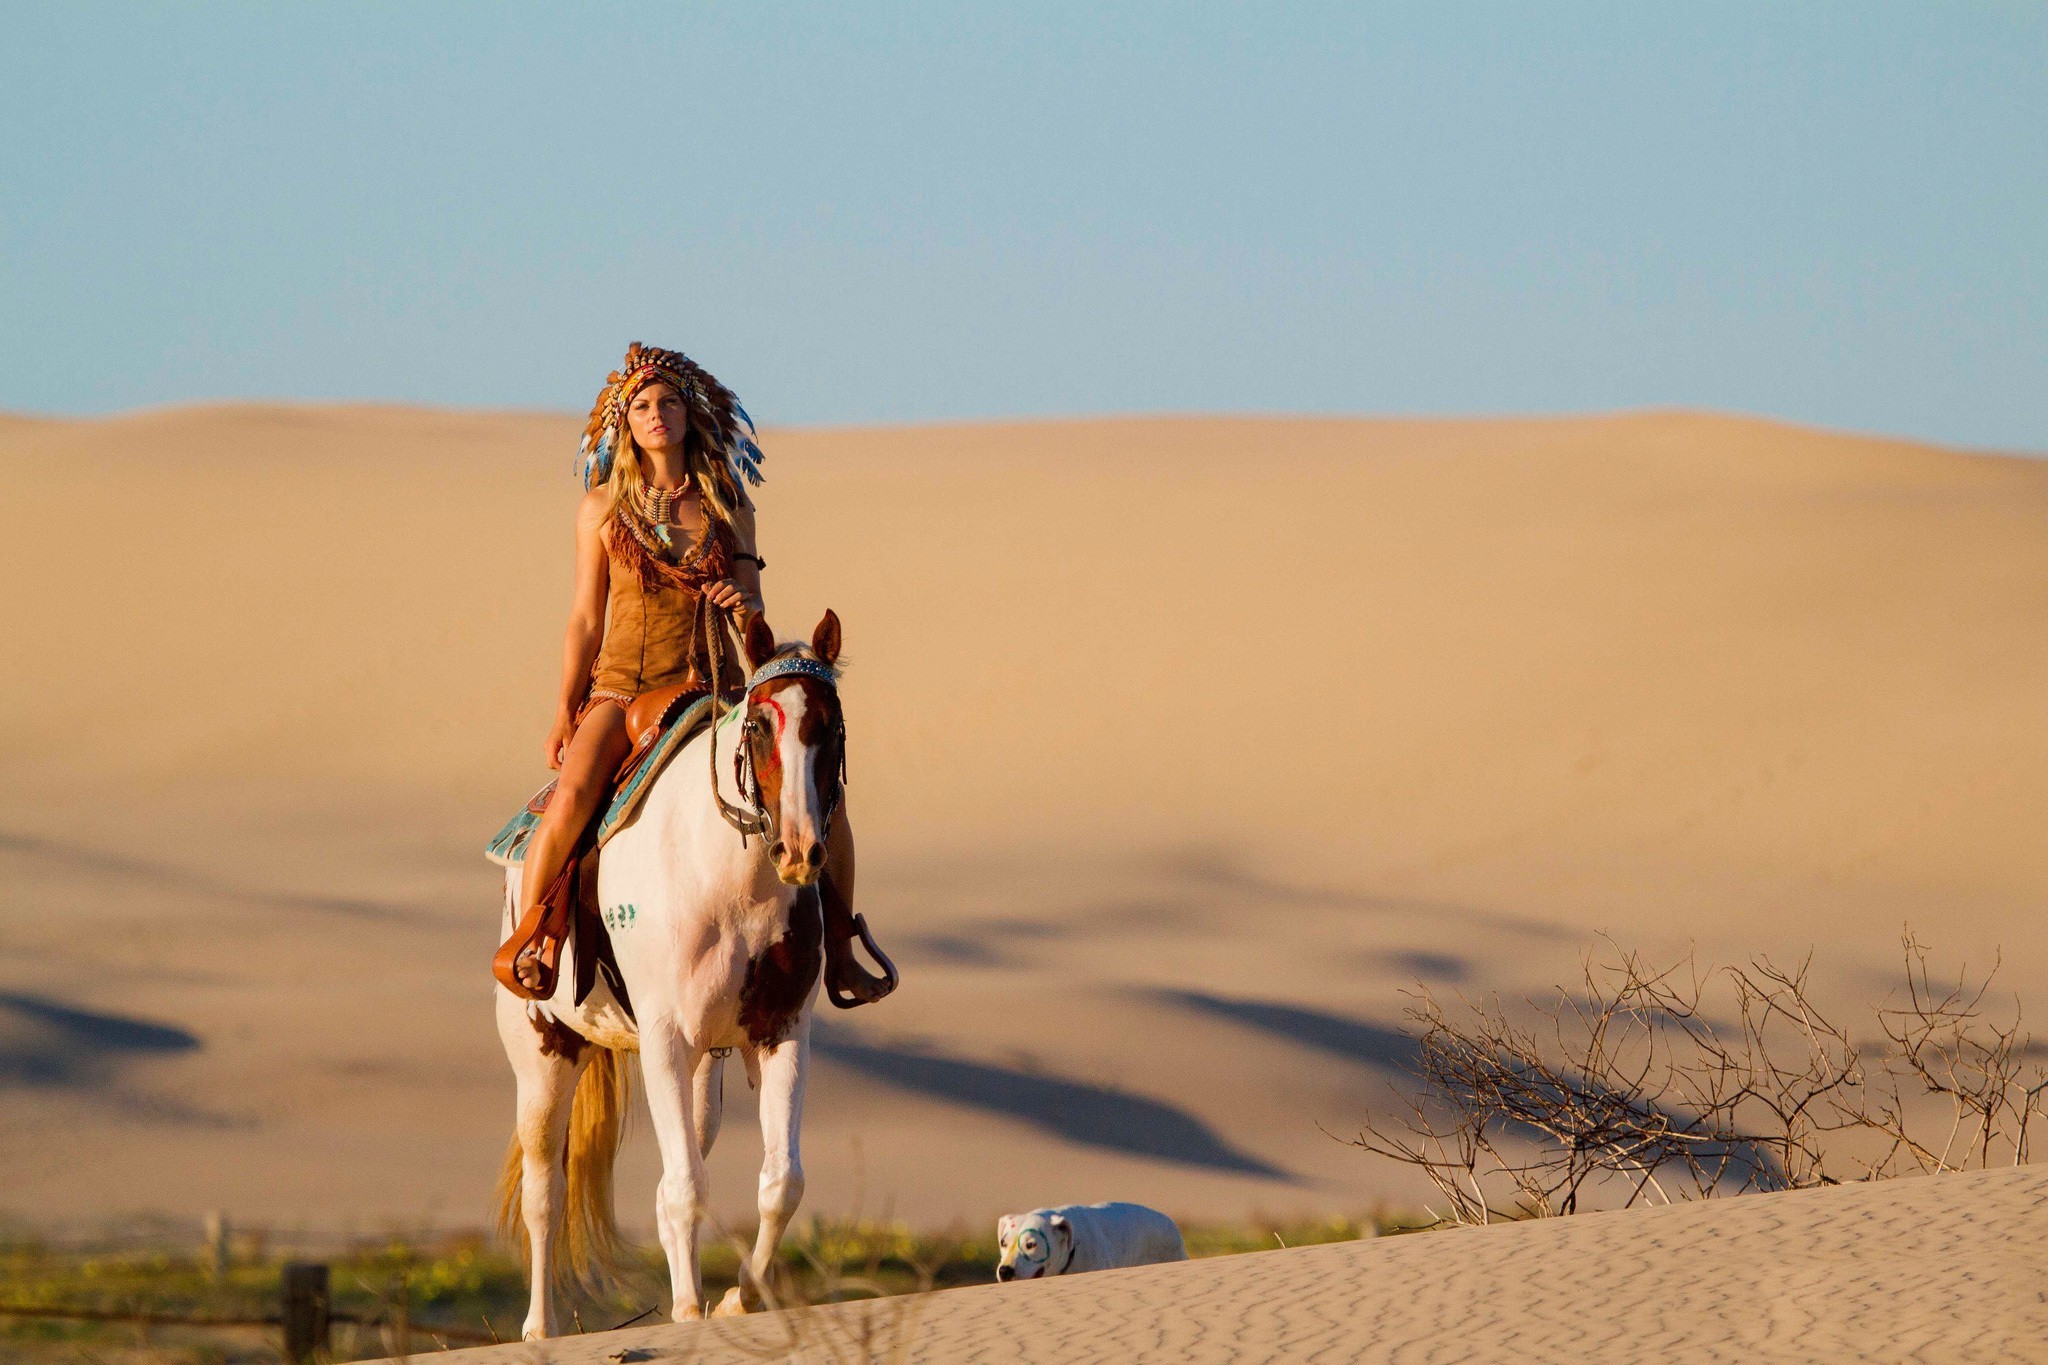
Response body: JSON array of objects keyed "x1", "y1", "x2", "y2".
[{"x1": 738, "y1": 610, "x2": 846, "y2": 886}]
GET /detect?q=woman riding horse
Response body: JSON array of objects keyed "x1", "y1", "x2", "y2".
[{"x1": 492, "y1": 342, "x2": 893, "y2": 1007}]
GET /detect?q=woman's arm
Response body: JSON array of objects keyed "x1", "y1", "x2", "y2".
[
  {"x1": 731, "y1": 499, "x2": 764, "y2": 613},
  {"x1": 544, "y1": 489, "x2": 612, "y2": 767},
  {"x1": 704, "y1": 496, "x2": 766, "y2": 618}
]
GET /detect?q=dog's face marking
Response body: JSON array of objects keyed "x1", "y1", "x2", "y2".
[{"x1": 995, "y1": 1211, "x2": 1070, "y2": 1282}]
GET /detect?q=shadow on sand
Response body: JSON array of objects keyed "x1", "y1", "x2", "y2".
[
  {"x1": 1151, "y1": 988, "x2": 1423, "y2": 1074},
  {"x1": 814, "y1": 1027, "x2": 1293, "y2": 1181},
  {"x1": 0, "y1": 991, "x2": 200, "y2": 1088}
]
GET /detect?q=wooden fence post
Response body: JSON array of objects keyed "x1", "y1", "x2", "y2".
[
  {"x1": 281, "y1": 1262, "x2": 330, "y2": 1364},
  {"x1": 202, "y1": 1212, "x2": 230, "y2": 1282}
]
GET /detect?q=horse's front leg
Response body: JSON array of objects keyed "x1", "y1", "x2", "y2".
[
  {"x1": 641, "y1": 1023, "x2": 710, "y2": 1320},
  {"x1": 716, "y1": 1030, "x2": 810, "y2": 1315}
]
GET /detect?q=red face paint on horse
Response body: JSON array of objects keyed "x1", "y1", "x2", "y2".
[{"x1": 740, "y1": 610, "x2": 846, "y2": 887}]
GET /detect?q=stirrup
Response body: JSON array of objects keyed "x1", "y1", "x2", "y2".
[
  {"x1": 824, "y1": 913, "x2": 900, "y2": 1010},
  {"x1": 492, "y1": 863, "x2": 575, "y2": 1001},
  {"x1": 493, "y1": 914, "x2": 562, "y2": 1001}
]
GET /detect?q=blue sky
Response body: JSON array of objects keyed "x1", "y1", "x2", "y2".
[{"x1": 3, "y1": 3, "x2": 2042, "y2": 450}]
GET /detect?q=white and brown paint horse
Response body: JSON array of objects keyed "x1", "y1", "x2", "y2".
[{"x1": 494, "y1": 611, "x2": 847, "y2": 1337}]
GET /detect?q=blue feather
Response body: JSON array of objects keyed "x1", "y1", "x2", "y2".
[
  {"x1": 729, "y1": 435, "x2": 766, "y2": 487},
  {"x1": 579, "y1": 435, "x2": 615, "y2": 489}
]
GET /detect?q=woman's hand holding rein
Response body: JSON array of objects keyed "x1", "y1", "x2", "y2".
[{"x1": 703, "y1": 578, "x2": 759, "y2": 615}]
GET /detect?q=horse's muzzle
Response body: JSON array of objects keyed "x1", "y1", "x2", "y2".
[{"x1": 772, "y1": 840, "x2": 825, "y2": 886}]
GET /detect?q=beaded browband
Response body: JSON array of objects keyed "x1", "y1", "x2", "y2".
[
  {"x1": 745, "y1": 652, "x2": 839, "y2": 692},
  {"x1": 608, "y1": 361, "x2": 693, "y2": 423}
]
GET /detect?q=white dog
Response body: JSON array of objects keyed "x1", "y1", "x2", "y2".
[{"x1": 996, "y1": 1202, "x2": 1187, "y2": 1281}]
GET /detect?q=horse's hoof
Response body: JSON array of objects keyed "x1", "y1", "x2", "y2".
[
  {"x1": 712, "y1": 1286, "x2": 751, "y2": 1317},
  {"x1": 673, "y1": 1301, "x2": 704, "y2": 1322}
]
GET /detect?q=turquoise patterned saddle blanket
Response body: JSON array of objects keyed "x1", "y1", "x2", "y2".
[{"x1": 486, "y1": 695, "x2": 717, "y2": 867}]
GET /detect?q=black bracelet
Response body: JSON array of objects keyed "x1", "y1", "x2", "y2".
[{"x1": 734, "y1": 552, "x2": 766, "y2": 569}]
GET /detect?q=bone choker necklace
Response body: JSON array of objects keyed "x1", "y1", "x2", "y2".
[{"x1": 639, "y1": 480, "x2": 691, "y2": 524}]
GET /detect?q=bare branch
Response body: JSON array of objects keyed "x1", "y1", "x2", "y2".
[{"x1": 1349, "y1": 931, "x2": 2043, "y2": 1217}]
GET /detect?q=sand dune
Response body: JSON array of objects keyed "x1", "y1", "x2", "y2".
[
  {"x1": 415, "y1": 1165, "x2": 2048, "y2": 1363},
  {"x1": 2, "y1": 406, "x2": 2044, "y2": 1230}
]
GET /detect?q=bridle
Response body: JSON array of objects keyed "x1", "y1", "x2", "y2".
[{"x1": 701, "y1": 599, "x2": 846, "y2": 847}]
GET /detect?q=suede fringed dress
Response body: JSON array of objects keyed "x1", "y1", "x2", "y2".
[{"x1": 583, "y1": 510, "x2": 746, "y2": 714}]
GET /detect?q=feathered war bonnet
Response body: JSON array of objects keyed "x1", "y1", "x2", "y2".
[{"x1": 577, "y1": 342, "x2": 766, "y2": 492}]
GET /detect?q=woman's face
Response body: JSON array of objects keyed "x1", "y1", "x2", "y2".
[{"x1": 626, "y1": 382, "x2": 688, "y2": 455}]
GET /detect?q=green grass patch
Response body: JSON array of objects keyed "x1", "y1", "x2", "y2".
[{"x1": 0, "y1": 1212, "x2": 1421, "y2": 1363}]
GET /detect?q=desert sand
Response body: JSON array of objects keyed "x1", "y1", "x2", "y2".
[
  {"x1": 2, "y1": 406, "x2": 2044, "y2": 1233},
  {"x1": 415, "y1": 1164, "x2": 2048, "y2": 1363}
]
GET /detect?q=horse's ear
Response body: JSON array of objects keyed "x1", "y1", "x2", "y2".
[
  {"x1": 1048, "y1": 1213, "x2": 1071, "y2": 1239},
  {"x1": 744, "y1": 612, "x2": 778, "y2": 670},
  {"x1": 811, "y1": 609, "x2": 842, "y2": 666}
]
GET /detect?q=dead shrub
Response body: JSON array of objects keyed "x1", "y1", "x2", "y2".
[{"x1": 1349, "y1": 932, "x2": 2047, "y2": 1226}]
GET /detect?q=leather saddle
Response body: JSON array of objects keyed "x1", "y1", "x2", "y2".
[
  {"x1": 625, "y1": 681, "x2": 704, "y2": 752},
  {"x1": 488, "y1": 684, "x2": 706, "y2": 1007}
]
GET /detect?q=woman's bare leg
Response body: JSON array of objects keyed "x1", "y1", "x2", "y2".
[
  {"x1": 823, "y1": 805, "x2": 855, "y2": 910},
  {"x1": 509, "y1": 703, "x2": 632, "y2": 984},
  {"x1": 820, "y1": 805, "x2": 896, "y2": 1006}
]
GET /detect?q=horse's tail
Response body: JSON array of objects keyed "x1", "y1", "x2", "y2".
[{"x1": 494, "y1": 1046, "x2": 633, "y2": 1289}]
